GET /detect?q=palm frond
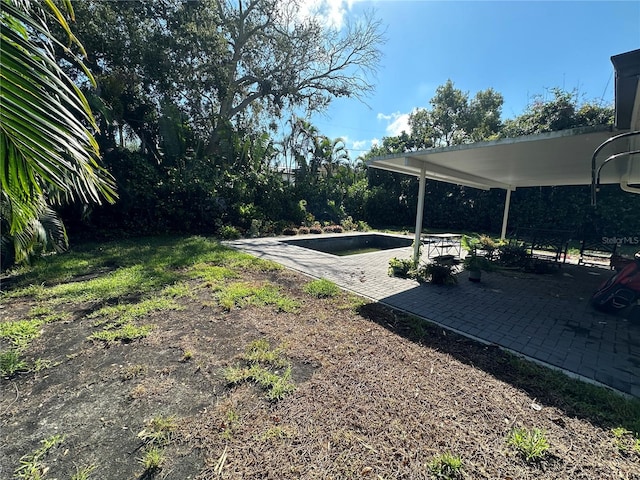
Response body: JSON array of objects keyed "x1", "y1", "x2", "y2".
[{"x1": 0, "y1": 0, "x2": 116, "y2": 234}]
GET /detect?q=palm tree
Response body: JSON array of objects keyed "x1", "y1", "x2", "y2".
[{"x1": 1, "y1": 0, "x2": 116, "y2": 266}]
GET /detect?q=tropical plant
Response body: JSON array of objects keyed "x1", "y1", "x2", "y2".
[
  {"x1": 388, "y1": 257, "x2": 416, "y2": 278},
  {"x1": 1, "y1": 192, "x2": 68, "y2": 267},
  {"x1": 463, "y1": 253, "x2": 494, "y2": 272},
  {"x1": 418, "y1": 262, "x2": 458, "y2": 285},
  {"x1": 496, "y1": 242, "x2": 530, "y2": 268},
  {"x1": 0, "y1": 0, "x2": 116, "y2": 266}
]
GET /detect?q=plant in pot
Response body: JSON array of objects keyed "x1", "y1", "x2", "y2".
[
  {"x1": 418, "y1": 262, "x2": 457, "y2": 285},
  {"x1": 388, "y1": 257, "x2": 416, "y2": 278},
  {"x1": 461, "y1": 234, "x2": 495, "y2": 282},
  {"x1": 463, "y1": 253, "x2": 494, "y2": 282}
]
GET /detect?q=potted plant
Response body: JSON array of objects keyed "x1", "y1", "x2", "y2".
[
  {"x1": 388, "y1": 257, "x2": 416, "y2": 278},
  {"x1": 418, "y1": 262, "x2": 457, "y2": 285},
  {"x1": 461, "y1": 234, "x2": 495, "y2": 282},
  {"x1": 463, "y1": 253, "x2": 494, "y2": 282}
]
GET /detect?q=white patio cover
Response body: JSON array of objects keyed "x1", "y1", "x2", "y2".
[
  {"x1": 366, "y1": 125, "x2": 639, "y2": 260},
  {"x1": 367, "y1": 125, "x2": 636, "y2": 190}
]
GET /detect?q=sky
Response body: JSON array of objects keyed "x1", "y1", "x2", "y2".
[{"x1": 296, "y1": 0, "x2": 640, "y2": 159}]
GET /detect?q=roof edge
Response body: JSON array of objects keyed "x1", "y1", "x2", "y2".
[{"x1": 366, "y1": 124, "x2": 615, "y2": 164}]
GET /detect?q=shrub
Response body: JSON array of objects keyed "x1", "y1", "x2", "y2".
[
  {"x1": 219, "y1": 225, "x2": 241, "y2": 240},
  {"x1": 340, "y1": 216, "x2": 358, "y2": 231},
  {"x1": 309, "y1": 226, "x2": 323, "y2": 234},
  {"x1": 282, "y1": 227, "x2": 298, "y2": 236},
  {"x1": 248, "y1": 219, "x2": 262, "y2": 238},
  {"x1": 298, "y1": 226, "x2": 310, "y2": 234},
  {"x1": 418, "y1": 263, "x2": 457, "y2": 285},
  {"x1": 388, "y1": 257, "x2": 416, "y2": 278},
  {"x1": 497, "y1": 242, "x2": 529, "y2": 268},
  {"x1": 323, "y1": 225, "x2": 343, "y2": 233},
  {"x1": 478, "y1": 234, "x2": 501, "y2": 260},
  {"x1": 356, "y1": 220, "x2": 371, "y2": 232}
]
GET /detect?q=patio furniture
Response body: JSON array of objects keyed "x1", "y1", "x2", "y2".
[
  {"x1": 578, "y1": 237, "x2": 618, "y2": 267},
  {"x1": 576, "y1": 219, "x2": 618, "y2": 267},
  {"x1": 422, "y1": 233, "x2": 462, "y2": 260},
  {"x1": 513, "y1": 228, "x2": 572, "y2": 265}
]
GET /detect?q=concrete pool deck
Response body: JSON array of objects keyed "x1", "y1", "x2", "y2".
[{"x1": 225, "y1": 233, "x2": 640, "y2": 397}]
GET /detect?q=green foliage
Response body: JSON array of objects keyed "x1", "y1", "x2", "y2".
[
  {"x1": 3, "y1": 236, "x2": 233, "y2": 294},
  {"x1": 89, "y1": 323, "x2": 153, "y2": 344},
  {"x1": 244, "y1": 339, "x2": 289, "y2": 368},
  {"x1": 507, "y1": 427, "x2": 550, "y2": 462},
  {"x1": 427, "y1": 452, "x2": 463, "y2": 479},
  {"x1": 0, "y1": 350, "x2": 27, "y2": 377},
  {"x1": 0, "y1": 0, "x2": 116, "y2": 244},
  {"x1": 460, "y1": 236, "x2": 496, "y2": 272},
  {"x1": 463, "y1": 254, "x2": 495, "y2": 272},
  {"x1": 217, "y1": 282, "x2": 299, "y2": 312},
  {"x1": 188, "y1": 263, "x2": 237, "y2": 283},
  {"x1": 418, "y1": 262, "x2": 458, "y2": 285},
  {"x1": 160, "y1": 282, "x2": 194, "y2": 298},
  {"x1": 224, "y1": 363, "x2": 296, "y2": 401},
  {"x1": 409, "y1": 79, "x2": 504, "y2": 148},
  {"x1": 1, "y1": 193, "x2": 69, "y2": 270},
  {"x1": 611, "y1": 427, "x2": 640, "y2": 455},
  {"x1": 0, "y1": 319, "x2": 44, "y2": 350},
  {"x1": 388, "y1": 257, "x2": 416, "y2": 278},
  {"x1": 14, "y1": 434, "x2": 64, "y2": 480},
  {"x1": 258, "y1": 426, "x2": 292, "y2": 442},
  {"x1": 223, "y1": 339, "x2": 295, "y2": 401},
  {"x1": 137, "y1": 416, "x2": 177, "y2": 447},
  {"x1": 89, "y1": 297, "x2": 181, "y2": 324},
  {"x1": 303, "y1": 278, "x2": 340, "y2": 298},
  {"x1": 501, "y1": 88, "x2": 613, "y2": 138},
  {"x1": 219, "y1": 225, "x2": 241, "y2": 240},
  {"x1": 71, "y1": 465, "x2": 97, "y2": 480},
  {"x1": 138, "y1": 446, "x2": 165, "y2": 472},
  {"x1": 55, "y1": 0, "x2": 383, "y2": 239},
  {"x1": 496, "y1": 242, "x2": 529, "y2": 268}
]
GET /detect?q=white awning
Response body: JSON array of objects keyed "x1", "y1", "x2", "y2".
[{"x1": 366, "y1": 125, "x2": 638, "y2": 191}]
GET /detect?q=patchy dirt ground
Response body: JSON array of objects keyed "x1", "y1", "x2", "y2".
[{"x1": 1, "y1": 264, "x2": 639, "y2": 479}]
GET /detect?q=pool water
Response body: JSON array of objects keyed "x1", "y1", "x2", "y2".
[{"x1": 282, "y1": 234, "x2": 413, "y2": 256}]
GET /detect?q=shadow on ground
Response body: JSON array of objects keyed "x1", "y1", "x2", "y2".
[{"x1": 357, "y1": 301, "x2": 640, "y2": 435}]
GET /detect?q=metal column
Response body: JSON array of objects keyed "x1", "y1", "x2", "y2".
[{"x1": 413, "y1": 165, "x2": 427, "y2": 262}]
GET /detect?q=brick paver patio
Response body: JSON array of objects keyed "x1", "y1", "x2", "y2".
[{"x1": 225, "y1": 233, "x2": 640, "y2": 397}]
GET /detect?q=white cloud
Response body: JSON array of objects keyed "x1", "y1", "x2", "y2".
[
  {"x1": 297, "y1": 0, "x2": 363, "y2": 29},
  {"x1": 370, "y1": 137, "x2": 380, "y2": 147},
  {"x1": 351, "y1": 139, "x2": 368, "y2": 150},
  {"x1": 377, "y1": 111, "x2": 411, "y2": 136}
]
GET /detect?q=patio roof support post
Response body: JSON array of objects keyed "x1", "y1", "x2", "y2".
[
  {"x1": 413, "y1": 165, "x2": 427, "y2": 263},
  {"x1": 500, "y1": 188, "x2": 512, "y2": 240}
]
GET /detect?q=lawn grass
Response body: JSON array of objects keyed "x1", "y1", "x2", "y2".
[
  {"x1": 217, "y1": 281, "x2": 299, "y2": 312},
  {"x1": 1, "y1": 236, "x2": 280, "y2": 302},
  {"x1": 2, "y1": 234, "x2": 640, "y2": 478},
  {"x1": 224, "y1": 339, "x2": 296, "y2": 401}
]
